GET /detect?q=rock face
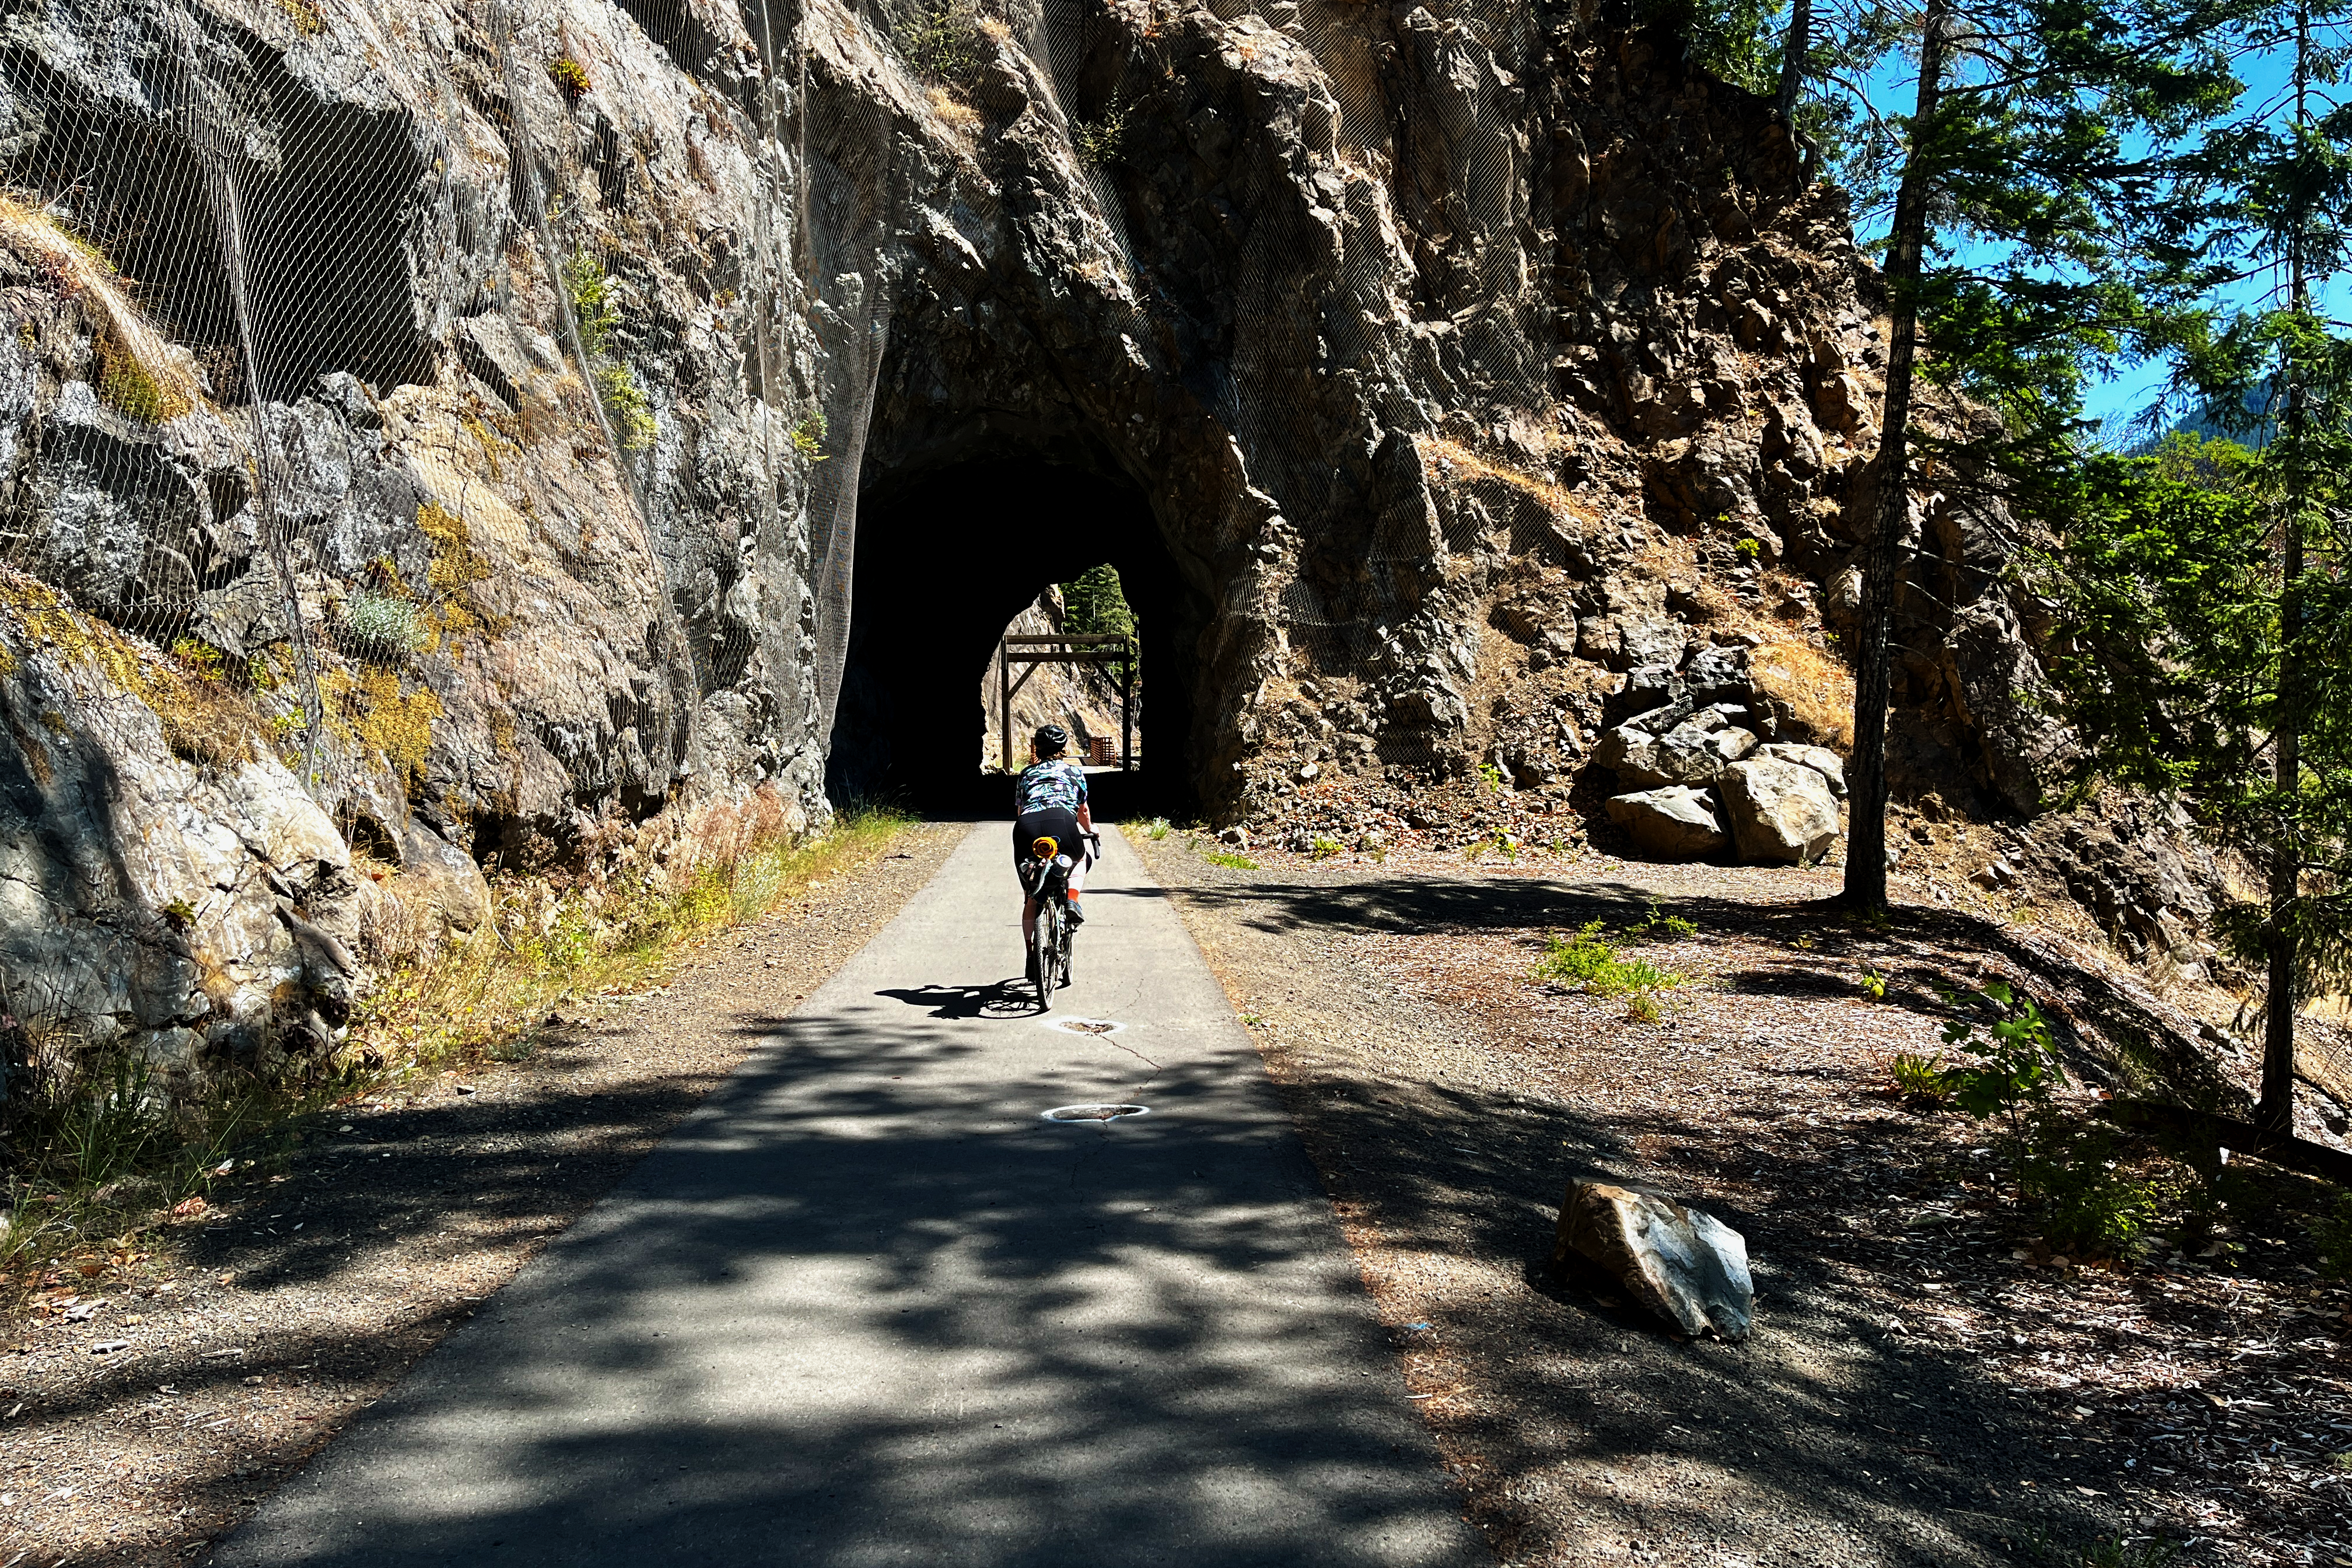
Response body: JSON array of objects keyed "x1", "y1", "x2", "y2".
[
  {"x1": 1553, "y1": 1178, "x2": 1754, "y2": 1342},
  {"x1": 1721, "y1": 755, "x2": 1841, "y2": 865},
  {"x1": 0, "y1": 0, "x2": 2190, "y2": 1070},
  {"x1": 1605, "y1": 786, "x2": 1728, "y2": 858}
]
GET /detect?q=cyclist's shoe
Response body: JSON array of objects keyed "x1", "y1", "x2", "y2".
[{"x1": 1066, "y1": 898, "x2": 1086, "y2": 926}]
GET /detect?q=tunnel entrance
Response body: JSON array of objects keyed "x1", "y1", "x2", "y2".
[{"x1": 825, "y1": 457, "x2": 1203, "y2": 820}]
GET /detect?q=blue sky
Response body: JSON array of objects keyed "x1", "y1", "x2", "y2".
[{"x1": 1839, "y1": 31, "x2": 2341, "y2": 439}]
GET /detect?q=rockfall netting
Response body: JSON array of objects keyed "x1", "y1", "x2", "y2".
[
  {"x1": 0, "y1": 0, "x2": 1573, "y2": 821},
  {"x1": 0, "y1": 0, "x2": 894, "y2": 823}
]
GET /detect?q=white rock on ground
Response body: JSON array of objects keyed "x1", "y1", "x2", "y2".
[
  {"x1": 1604, "y1": 786, "x2": 1728, "y2": 858},
  {"x1": 1552, "y1": 1179, "x2": 1755, "y2": 1341},
  {"x1": 1720, "y1": 756, "x2": 1841, "y2": 864}
]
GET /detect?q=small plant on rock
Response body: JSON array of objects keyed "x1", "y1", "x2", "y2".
[
  {"x1": 1074, "y1": 97, "x2": 1128, "y2": 166},
  {"x1": 340, "y1": 591, "x2": 426, "y2": 660},
  {"x1": 547, "y1": 55, "x2": 592, "y2": 100},
  {"x1": 790, "y1": 409, "x2": 829, "y2": 461},
  {"x1": 595, "y1": 362, "x2": 656, "y2": 451},
  {"x1": 562, "y1": 252, "x2": 620, "y2": 356},
  {"x1": 1859, "y1": 968, "x2": 1890, "y2": 1000},
  {"x1": 894, "y1": 0, "x2": 985, "y2": 83},
  {"x1": 170, "y1": 637, "x2": 225, "y2": 678}
]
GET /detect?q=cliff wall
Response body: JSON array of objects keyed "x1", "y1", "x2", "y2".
[{"x1": 0, "y1": 0, "x2": 2201, "y2": 1080}]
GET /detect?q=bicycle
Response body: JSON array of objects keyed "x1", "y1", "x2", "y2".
[{"x1": 1020, "y1": 831, "x2": 1098, "y2": 1012}]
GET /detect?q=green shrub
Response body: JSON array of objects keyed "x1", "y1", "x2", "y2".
[
  {"x1": 596, "y1": 363, "x2": 656, "y2": 450},
  {"x1": 2317, "y1": 1191, "x2": 2352, "y2": 1280},
  {"x1": 1935, "y1": 979, "x2": 2066, "y2": 1126},
  {"x1": 340, "y1": 591, "x2": 425, "y2": 659},
  {"x1": 562, "y1": 251, "x2": 619, "y2": 356},
  {"x1": 547, "y1": 55, "x2": 591, "y2": 99},
  {"x1": 1074, "y1": 99, "x2": 1127, "y2": 165},
  {"x1": 1463, "y1": 830, "x2": 1519, "y2": 862},
  {"x1": 1889, "y1": 1051, "x2": 1952, "y2": 1107},
  {"x1": 1202, "y1": 848, "x2": 1259, "y2": 871},
  {"x1": 2019, "y1": 1115, "x2": 2161, "y2": 1257},
  {"x1": 2029, "y1": 1527, "x2": 2179, "y2": 1567},
  {"x1": 1145, "y1": 817, "x2": 1171, "y2": 841},
  {"x1": 790, "y1": 410, "x2": 828, "y2": 461},
  {"x1": 1532, "y1": 922, "x2": 1681, "y2": 1000},
  {"x1": 894, "y1": 0, "x2": 984, "y2": 82},
  {"x1": 170, "y1": 637, "x2": 226, "y2": 678},
  {"x1": 1310, "y1": 836, "x2": 1342, "y2": 860},
  {"x1": 1628, "y1": 897, "x2": 1696, "y2": 940},
  {"x1": 1859, "y1": 968, "x2": 1889, "y2": 1000}
]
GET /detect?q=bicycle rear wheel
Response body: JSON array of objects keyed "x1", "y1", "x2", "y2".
[{"x1": 1032, "y1": 906, "x2": 1060, "y2": 1011}]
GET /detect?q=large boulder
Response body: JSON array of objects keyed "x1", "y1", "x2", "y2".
[
  {"x1": 1606, "y1": 786, "x2": 1729, "y2": 858},
  {"x1": 1593, "y1": 723, "x2": 1667, "y2": 786},
  {"x1": 1598, "y1": 705, "x2": 1758, "y2": 789},
  {"x1": 1653, "y1": 709, "x2": 1758, "y2": 785},
  {"x1": 1757, "y1": 741, "x2": 1847, "y2": 797},
  {"x1": 1603, "y1": 662, "x2": 1685, "y2": 726},
  {"x1": 1721, "y1": 757, "x2": 1841, "y2": 864},
  {"x1": 1552, "y1": 1180, "x2": 1755, "y2": 1341}
]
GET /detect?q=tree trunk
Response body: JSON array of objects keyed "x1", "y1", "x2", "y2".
[
  {"x1": 1775, "y1": 0, "x2": 1812, "y2": 124},
  {"x1": 2257, "y1": 0, "x2": 2313, "y2": 1136},
  {"x1": 1842, "y1": 0, "x2": 1948, "y2": 911},
  {"x1": 2260, "y1": 397, "x2": 2306, "y2": 1135}
]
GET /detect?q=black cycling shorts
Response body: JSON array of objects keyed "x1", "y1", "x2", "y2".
[{"x1": 1013, "y1": 807, "x2": 1086, "y2": 868}]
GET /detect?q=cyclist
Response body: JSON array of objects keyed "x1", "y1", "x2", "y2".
[{"x1": 1015, "y1": 724, "x2": 1094, "y2": 959}]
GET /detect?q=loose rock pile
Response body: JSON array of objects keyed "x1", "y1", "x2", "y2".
[{"x1": 1594, "y1": 643, "x2": 1847, "y2": 863}]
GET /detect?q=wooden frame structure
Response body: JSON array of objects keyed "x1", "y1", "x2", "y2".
[{"x1": 997, "y1": 633, "x2": 1135, "y2": 774}]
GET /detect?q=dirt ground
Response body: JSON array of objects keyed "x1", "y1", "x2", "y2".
[
  {"x1": 10, "y1": 818, "x2": 2348, "y2": 1568},
  {"x1": 0, "y1": 820, "x2": 963, "y2": 1568},
  {"x1": 1137, "y1": 832, "x2": 2352, "y2": 1568}
]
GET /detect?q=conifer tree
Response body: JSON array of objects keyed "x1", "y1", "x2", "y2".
[
  {"x1": 2055, "y1": 0, "x2": 2352, "y2": 1136},
  {"x1": 1755, "y1": 0, "x2": 2254, "y2": 910}
]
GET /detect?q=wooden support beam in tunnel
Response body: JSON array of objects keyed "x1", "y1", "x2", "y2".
[{"x1": 996, "y1": 632, "x2": 1137, "y2": 776}]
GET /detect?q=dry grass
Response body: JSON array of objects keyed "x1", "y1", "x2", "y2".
[
  {"x1": 1, "y1": 808, "x2": 912, "y2": 1308},
  {"x1": 926, "y1": 85, "x2": 981, "y2": 129},
  {"x1": 0, "y1": 192, "x2": 203, "y2": 423},
  {"x1": 1751, "y1": 636, "x2": 1856, "y2": 748},
  {"x1": 351, "y1": 807, "x2": 909, "y2": 1080},
  {"x1": 1419, "y1": 435, "x2": 1593, "y2": 524}
]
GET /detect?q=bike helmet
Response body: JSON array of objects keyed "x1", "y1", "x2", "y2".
[{"x1": 1033, "y1": 724, "x2": 1069, "y2": 757}]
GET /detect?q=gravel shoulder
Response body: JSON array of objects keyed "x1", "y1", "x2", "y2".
[
  {"x1": 1, "y1": 820, "x2": 963, "y2": 1568},
  {"x1": 1137, "y1": 834, "x2": 2352, "y2": 1568}
]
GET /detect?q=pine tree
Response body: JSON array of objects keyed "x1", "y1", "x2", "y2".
[
  {"x1": 1754, "y1": 0, "x2": 2257, "y2": 910},
  {"x1": 2056, "y1": 0, "x2": 2352, "y2": 1136}
]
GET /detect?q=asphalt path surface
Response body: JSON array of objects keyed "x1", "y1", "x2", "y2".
[{"x1": 214, "y1": 822, "x2": 1483, "y2": 1567}]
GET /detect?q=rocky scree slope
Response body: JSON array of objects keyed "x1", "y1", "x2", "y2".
[{"x1": 0, "y1": 0, "x2": 2214, "y2": 1085}]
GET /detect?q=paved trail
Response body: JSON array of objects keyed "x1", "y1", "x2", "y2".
[{"x1": 216, "y1": 824, "x2": 1482, "y2": 1567}]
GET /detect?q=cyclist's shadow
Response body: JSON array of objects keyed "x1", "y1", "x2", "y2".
[{"x1": 877, "y1": 982, "x2": 1037, "y2": 1020}]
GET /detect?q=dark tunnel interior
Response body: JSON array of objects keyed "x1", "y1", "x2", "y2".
[{"x1": 825, "y1": 457, "x2": 1206, "y2": 820}]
